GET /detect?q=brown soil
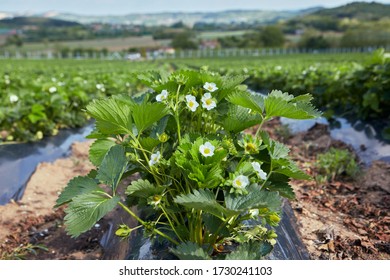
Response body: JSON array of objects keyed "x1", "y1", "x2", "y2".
[
  {"x1": 0, "y1": 141, "x2": 108, "y2": 260},
  {"x1": 0, "y1": 120, "x2": 389, "y2": 260},
  {"x1": 279, "y1": 123, "x2": 390, "y2": 260}
]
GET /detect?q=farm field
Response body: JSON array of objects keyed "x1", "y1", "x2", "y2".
[
  {"x1": 1, "y1": 51, "x2": 388, "y2": 144},
  {"x1": 0, "y1": 51, "x2": 389, "y2": 260},
  {"x1": 198, "y1": 30, "x2": 249, "y2": 40},
  {"x1": 1, "y1": 35, "x2": 170, "y2": 52}
]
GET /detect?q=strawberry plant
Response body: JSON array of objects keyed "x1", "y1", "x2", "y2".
[{"x1": 56, "y1": 68, "x2": 320, "y2": 259}]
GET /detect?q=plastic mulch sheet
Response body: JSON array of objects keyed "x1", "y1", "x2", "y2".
[
  {"x1": 0, "y1": 123, "x2": 94, "y2": 205},
  {"x1": 101, "y1": 200, "x2": 310, "y2": 260}
]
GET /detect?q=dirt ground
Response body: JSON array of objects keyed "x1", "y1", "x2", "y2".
[
  {"x1": 283, "y1": 123, "x2": 390, "y2": 260},
  {"x1": 0, "y1": 120, "x2": 389, "y2": 260}
]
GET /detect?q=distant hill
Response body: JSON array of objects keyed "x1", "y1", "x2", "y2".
[
  {"x1": 0, "y1": 8, "x2": 323, "y2": 26},
  {"x1": 313, "y1": 1, "x2": 390, "y2": 20},
  {"x1": 285, "y1": 1, "x2": 390, "y2": 32},
  {"x1": 0, "y1": 17, "x2": 81, "y2": 28}
]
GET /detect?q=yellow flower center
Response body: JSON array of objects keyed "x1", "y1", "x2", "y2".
[
  {"x1": 204, "y1": 148, "x2": 210, "y2": 154},
  {"x1": 236, "y1": 180, "x2": 242, "y2": 186},
  {"x1": 245, "y1": 143, "x2": 256, "y2": 152},
  {"x1": 206, "y1": 99, "x2": 212, "y2": 105},
  {"x1": 189, "y1": 101, "x2": 194, "y2": 107}
]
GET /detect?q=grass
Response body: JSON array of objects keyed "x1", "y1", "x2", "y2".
[{"x1": 1, "y1": 243, "x2": 48, "y2": 260}]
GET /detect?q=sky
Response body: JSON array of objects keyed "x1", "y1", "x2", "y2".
[{"x1": 1, "y1": 0, "x2": 390, "y2": 15}]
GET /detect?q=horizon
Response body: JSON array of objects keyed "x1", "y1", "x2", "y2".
[{"x1": 1, "y1": 0, "x2": 390, "y2": 16}]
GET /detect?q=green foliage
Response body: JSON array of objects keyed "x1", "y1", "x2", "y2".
[
  {"x1": 171, "y1": 31, "x2": 198, "y2": 50},
  {"x1": 197, "y1": 51, "x2": 389, "y2": 137},
  {"x1": 131, "y1": 103, "x2": 170, "y2": 133},
  {"x1": 226, "y1": 90, "x2": 264, "y2": 114},
  {"x1": 175, "y1": 189, "x2": 235, "y2": 220},
  {"x1": 225, "y1": 185, "x2": 281, "y2": 213},
  {"x1": 316, "y1": 147, "x2": 360, "y2": 182},
  {"x1": 64, "y1": 190, "x2": 120, "y2": 237},
  {"x1": 55, "y1": 176, "x2": 99, "y2": 207},
  {"x1": 88, "y1": 139, "x2": 116, "y2": 167},
  {"x1": 264, "y1": 91, "x2": 321, "y2": 119},
  {"x1": 1, "y1": 243, "x2": 48, "y2": 260},
  {"x1": 298, "y1": 33, "x2": 331, "y2": 49},
  {"x1": 86, "y1": 98, "x2": 134, "y2": 135},
  {"x1": 58, "y1": 68, "x2": 318, "y2": 259},
  {"x1": 259, "y1": 25, "x2": 285, "y2": 47},
  {"x1": 126, "y1": 179, "x2": 163, "y2": 199},
  {"x1": 225, "y1": 241, "x2": 273, "y2": 260},
  {"x1": 95, "y1": 145, "x2": 127, "y2": 193},
  {"x1": 0, "y1": 59, "x2": 163, "y2": 143},
  {"x1": 170, "y1": 242, "x2": 211, "y2": 260},
  {"x1": 220, "y1": 105, "x2": 262, "y2": 133}
]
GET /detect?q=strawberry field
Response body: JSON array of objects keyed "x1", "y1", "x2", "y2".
[{"x1": 0, "y1": 51, "x2": 389, "y2": 260}]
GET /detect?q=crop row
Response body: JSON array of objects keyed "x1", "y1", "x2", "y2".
[
  {"x1": 1, "y1": 51, "x2": 389, "y2": 143},
  {"x1": 0, "y1": 60, "x2": 172, "y2": 142},
  {"x1": 182, "y1": 50, "x2": 390, "y2": 139}
]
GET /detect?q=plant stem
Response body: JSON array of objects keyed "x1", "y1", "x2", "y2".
[
  {"x1": 174, "y1": 84, "x2": 182, "y2": 143},
  {"x1": 254, "y1": 116, "x2": 266, "y2": 138},
  {"x1": 207, "y1": 218, "x2": 230, "y2": 252},
  {"x1": 118, "y1": 201, "x2": 179, "y2": 246},
  {"x1": 118, "y1": 201, "x2": 145, "y2": 225},
  {"x1": 153, "y1": 228, "x2": 180, "y2": 246},
  {"x1": 159, "y1": 205, "x2": 185, "y2": 243}
]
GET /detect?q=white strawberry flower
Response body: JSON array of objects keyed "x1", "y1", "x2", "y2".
[
  {"x1": 96, "y1": 83, "x2": 105, "y2": 92},
  {"x1": 249, "y1": 209, "x2": 259, "y2": 218},
  {"x1": 232, "y1": 175, "x2": 250, "y2": 190},
  {"x1": 9, "y1": 94, "x2": 19, "y2": 103},
  {"x1": 203, "y1": 82, "x2": 218, "y2": 92},
  {"x1": 156, "y1": 89, "x2": 169, "y2": 102},
  {"x1": 199, "y1": 141, "x2": 215, "y2": 157},
  {"x1": 185, "y1": 94, "x2": 199, "y2": 112},
  {"x1": 49, "y1": 86, "x2": 57, "y2": 93},
  {"x1": 201, "y1": 92, "x2": 216, "y2": 110},
  {"x1": 149, "y1": 151, "x2": 161, "y2": 166},
  {"x1": 252, "y1": 162, "x2": 267, "y2": 180}
]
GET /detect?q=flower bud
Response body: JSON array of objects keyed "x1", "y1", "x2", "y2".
[{"x1": 158, "y1": 133, "x2": 169, "y2": 143}]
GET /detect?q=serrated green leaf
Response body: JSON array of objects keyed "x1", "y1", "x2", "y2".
[
  {"x1": 269, "y1": 140, "x2": 290, "y2": 160},
  {"x1": 221, "y1": 74, "x2": 248, "y2": 90},
  {"x1": 132, "y1": 102, "x2": 170, "y2": 133},
  {"x1": 64, "y1": 190, "x2": 120, "y2": 237},
  {"x1": 170, "y1": 242, "x2": 211, "y2": 260},
  {"x1": 226, "y1": 241, "x2": 272, "y2": 260},
  {"x1": 89, "y1": 139, "x2": 116, "y2": 166},
  {"x1": 151, "y1": 115, "x2": 170, "y2": 138},
  {"x1": 264, "y1": 90, "x2": 321, "y2": 119},
  {"x1": 136, "y1": 71, "x2": 168, "y2": 87},
  {"x1": 96, "y1": 145, "x2": 127, "y2": 192},
  {"x1": 86, "y1": 127, "x2": 107, "y2": 139},
  {"x1": 203, "y1": 214, "x2": 230, "y2": 238},
  {"x1": 225, "y1": 184, "x2": 281, "y2": 212},
  {"x1": 187, "y1": 163, "x2": 224, "y2": 189},
  {"x1": 125, "y1": 179, "x2": 162, "y2": 198},
  {"x1": 55, "y1": 176, "x2": 99, "y2": 207},
  {"x1": 139, "y1": 137, "x2": 160, "y2": 152},
  {"x1": 274, "y1": 159, "x2": 311, "y2": 180},
  {"x1": 86, "y1": 98, "x2": 133, "y2": 135},
  {"x1": 227, "y1": 90, "x2": 264, "y2": 114},
  {"x1": 267, "y1": 181, "x2": 296, "y2": 199},
  {"x1": 220, "y1": 105, "x2": 262, "y2": 133},
  {"x1": 174, "y1": 189, "x2": 235, "y2": 219}
]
